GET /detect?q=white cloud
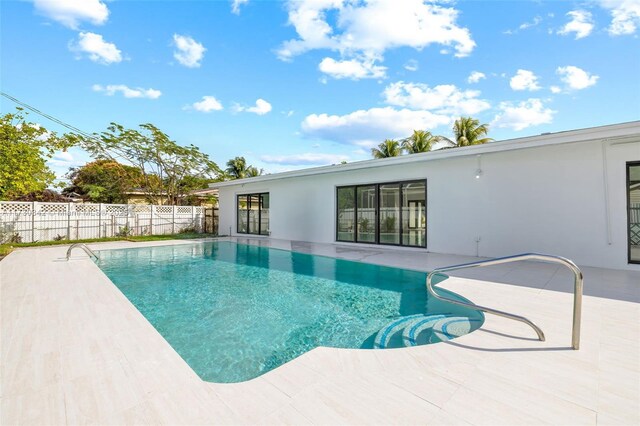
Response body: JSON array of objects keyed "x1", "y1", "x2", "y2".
[
  {"x1": 48, "y1": 150, "x2": 83, "y2": 169},
  {"x1": 598, "y1": 0, "x2": 640, "y2": 35},
  {"x1": 509, "y1": 69, "x2": 541, "y2": 91},
  {"x1": 277, "y1": 0, "x2": 476, "y2": 74},
  {"x1": 467, "y1": 71, "x2": 486, "y2": 84},
  {"x1": 69, "y1": 32, "x2": 122, "y2": 65},
  {"x1": 550, "y1": 85, "x2": 562, "y2": 94},
  {"x1": 301, "y1": 107, "x2": 451, "y2": 146},
  {"x1": 557, "y1": 66, "x2": 599, "y2": 90},
  {"x1": 92, "y1": 84, "x2": 162, "y2": 99},
  {"x1": 231, "y1": 0, "x2": 249, "y2": 14},
  {"x1": 318, "y1": 56, "x2": 386, "y2": 80},
  {"x1": 558, "y1": 10, "x2": 594, "y2": 39},
  {"x1": 33, "y1": 0, "x2": 109, "y2": 29},
  {"x1": 492, "y1": 98, "x2": 555, "y2": 131},
  {"x1": 504, "y1": 15, "x2": 542, "y2": 34},
  {"x1": 235, "y1": 99, "x2": 272, "y2": 115},
  {"x1": 519, "y1": 16, "x2": 542, "y2": 30},
  {"x1": 172, "y1": 34, "x2": 206, "y2": 68},
  {"x1": 187, "y1": 96, "x2": 223, "y2": 112},
  {"x1": 383, "y1": 81, "x2": 491, "y2": 115},
  {"x1": 260, "y1": 153, "x2": 349, "y2": 165},
  {"x1": 404, "y1": 59, "x2": 419, "y2": 72}
]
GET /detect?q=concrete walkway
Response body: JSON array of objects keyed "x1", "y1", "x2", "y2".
[{"x1": 1, "y1": 238, "x2": 638, "y2": 425}]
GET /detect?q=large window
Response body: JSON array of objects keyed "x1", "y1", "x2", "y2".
[
  {"x1": 336, "y1": 180, "x2": 426, "y2": 248},
  {"x1": 628, "y1": 162, "x2": 640, "y2": 264},
  {"x1": 237, "y1": 193, "x2": 269, "y2": 235}
]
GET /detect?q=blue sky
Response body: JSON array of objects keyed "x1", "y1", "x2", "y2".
[{"x1": 2, "y1": 0, "x2": 639, "y2": 181}]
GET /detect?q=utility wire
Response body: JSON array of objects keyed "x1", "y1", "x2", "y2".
[{"x1": 1, "y1": 91, "x2": 99, "y2": 141}]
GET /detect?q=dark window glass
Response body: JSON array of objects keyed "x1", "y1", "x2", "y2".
[
  {"x1": 356, "y1": 185, "x2": 376, "y2": 243},
  {"x1": 337, "y1": 187, "x2": 355, "y2": 242},
  {"x1": 237, "y1": 193, "x2": 269, "y2": 235},
  {"x1": 628, "y1": 163, "x2": 640, "y2": 263},
  {"x1": 379, "y1": 184, "x2": 400, "y2": 245},
  {"x1": 402, "y1": 181, "x2": 426, "y2": 247},
  {"x1": 336, "y1": 180, "x2": 426, "y2": 248},
  {"x1": 260, "y1": 194, "x2": 270, "y2": 235},
  {"x1": 248, "y1": 194, "x2": 260, "y2": 234},
  {"x1": 237, "y1": 195, "x2": 248, "y2": 233}
]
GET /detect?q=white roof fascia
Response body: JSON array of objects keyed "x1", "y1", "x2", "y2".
[{"x1": 210, "y1": 121, "x2": 640, "y2": 189}]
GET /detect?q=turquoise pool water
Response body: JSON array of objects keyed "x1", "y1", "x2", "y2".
[{"x1": 96, "y1": 241, "x2": 483, "y2": 383}]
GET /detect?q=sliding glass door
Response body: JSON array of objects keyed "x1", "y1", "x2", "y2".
[
  {"x1": 402, "y1": 181, "x2": 426, "y2": 247},
  {"x1": 337, "y1": 187, "x2": 355, "y2": 242},
  {"x1": 336, "y1": 180, "x2": 426, "y2": 248},
  {"x1": 379, "y1": 184, "x2": 400, "y2": 244},
  {"x1": 356, "y1": 185, "x2": 376, "y2": 243},
  {"x1": 237, "y1": 192, "x2": 269, "y2": 235}
]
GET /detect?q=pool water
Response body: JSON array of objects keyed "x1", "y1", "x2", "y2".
[{"x1": 96, "y1": 241, "x2": 483, "y2": 383}]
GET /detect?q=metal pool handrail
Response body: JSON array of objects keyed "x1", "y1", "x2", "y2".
[
  {"x1": 426, "y1": 253, "x2": 583, "y2": 350},
  {"x1": 66, "y1": 243, "x2": 99, "y2": 261}
]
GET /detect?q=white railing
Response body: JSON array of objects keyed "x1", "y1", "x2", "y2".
[{"x1": 0, "y1": 201, "x2": 205, "y2": 243}]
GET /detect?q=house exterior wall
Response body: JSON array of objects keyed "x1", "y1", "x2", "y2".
[{"x1": 218, "y1": 137, "x2": 640, "y2": 270}]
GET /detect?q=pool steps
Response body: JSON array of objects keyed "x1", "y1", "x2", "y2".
[{"x1": 374, "y1": 314, "x2": 480, "y2": 349}]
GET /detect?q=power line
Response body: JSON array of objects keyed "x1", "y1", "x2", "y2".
[{"x1": 1, "y1": 91, "x2": 98, "y2": 141}]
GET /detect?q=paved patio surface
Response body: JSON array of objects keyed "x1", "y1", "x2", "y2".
[{"x1": 1, "y1": 238, "x2": 638, "y2": 425}]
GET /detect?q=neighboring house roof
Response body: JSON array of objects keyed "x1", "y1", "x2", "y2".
[
  {"x1": 123, "y1": 188, "x2": 218, "y2": 198},
  {"x1": 123, "y1": 188, "x2": 167, "y2": 196},
  {"x1": 210, "y1": 120, "x2": 640, "y2": 189},
  {"x1": 188, "y1": 188, "x2": 219, "y2": 196}
]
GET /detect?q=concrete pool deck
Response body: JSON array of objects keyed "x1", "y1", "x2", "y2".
[{"x1": 1, "y1": 237, "x2": 638, "y2": 425}]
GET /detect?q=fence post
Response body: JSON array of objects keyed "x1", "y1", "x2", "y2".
[
  {"x1": 67, "y1": 202, "x2": 72, "y2": 239},
  {"x1": 150, "y1": 205, "x2": 154, "y2": 235},
  {"x1": 31, "y1": 201, "x2": 36, "y2": 242},
  {"x1": 192, "y1": 206, "x2": 196, "y2": 232},
  {"x1": 127, "y1": 204, "x2": 132, "y2": 233},
  {"x1": 98, "y1": 203, "x2": 103, "y2": 238},
  {"x1": 172, "y1": 205, "x2": 176, "y2": 234}
]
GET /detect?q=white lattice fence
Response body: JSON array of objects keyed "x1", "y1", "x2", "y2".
[{"x1": 0, "y1": 201, "x2": 205, "y2": 243}]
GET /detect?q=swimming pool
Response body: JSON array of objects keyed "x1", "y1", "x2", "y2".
[{"x1": 96, "y1": 241, "x2": 483, "y2": 383}]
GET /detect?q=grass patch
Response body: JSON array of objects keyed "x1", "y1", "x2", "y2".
[{"x1": 0, "y1": 233, "x2": 218, "y2": 261}]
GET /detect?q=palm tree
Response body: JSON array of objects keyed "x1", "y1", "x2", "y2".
[
  {"x1": 443, "y1": 117, "x2": 493, "y2": 147},
  {"x1": 225, "y1": 156, "x2": 247, "y2": 179},
  {"x1": 371, "y1": 139, "x2": 402, "y2": 159},
  {"x1": 245, "y1": 166, "x2": 263, "y2": 177},
  {"x1": 401, "y1": 130, "x2": 441, "y2": 154}
]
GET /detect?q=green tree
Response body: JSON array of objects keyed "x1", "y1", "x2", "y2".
[
  {"x1": 401, "y1": 130, "x2": 441, "y2": 154},
  {"x1": 64, "y1": 160, "x2": 144, "y2": 203},
  {"x1": 178, "y1": 175, "x2": 221, "y2": 205},
  {"x1": 75, "y1": 123, "x2": 221, "y2": 205},
  {"x1": 225, "y1": 156, "x2": 248, "y2": 179},
  {"x1": 225, "y1": 156, "x2": 263, "y2": 179},
  {"x1": 371, "y1": 139, "x2": 402, "y2": 159},
  {"x1": 0, "y1": 109, "x2": 69, "y2": 200},
  {"x1": 442, "y1": 117, "x2": 493, "y2": 147},
  {"x1": 245, "y1": 166, "x2": 263, "y2": 177}
]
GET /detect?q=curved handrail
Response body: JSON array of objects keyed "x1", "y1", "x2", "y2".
[
  {"x1": 426, "y1": 253, "x2": 583, "y2": 350},
  {"x1": 66, "y1": 243, "x2": 99, "y2": 261}
]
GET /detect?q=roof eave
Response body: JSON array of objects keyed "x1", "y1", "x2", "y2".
[{"x1": 210, "y1": 120, "x2": 640, "y2": 189}]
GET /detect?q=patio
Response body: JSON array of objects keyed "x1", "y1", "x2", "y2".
[{"x1": 1, "y1": 238, "x2": 638, "y2": 425}]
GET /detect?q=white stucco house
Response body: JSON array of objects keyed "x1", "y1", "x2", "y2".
[{"x1": 212, "y1": 121, "x2": 640, "y2": 271}]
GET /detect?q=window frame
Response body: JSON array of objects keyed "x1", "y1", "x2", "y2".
[
  {"x1": 627, "y1": 161, "x2": 640, "y2": 264},
  {"x1": 335, "y1": 179, "x2": 427, "y2": 248},
  {"x1": 236, "y1": 192, "x2": 269, "y2": 236}
]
